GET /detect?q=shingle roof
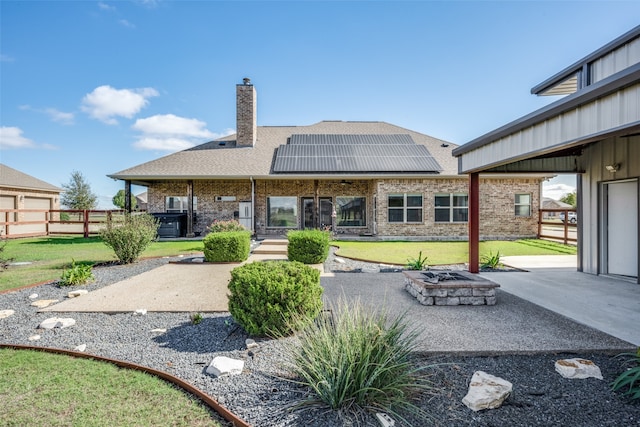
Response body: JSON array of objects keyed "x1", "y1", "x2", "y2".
[
  {"x1": 109, "y1": 121, "x2": 459, "y2": 183},
  {"x1": 0, "y1": 163, "x2": 62, "y2": 192}
]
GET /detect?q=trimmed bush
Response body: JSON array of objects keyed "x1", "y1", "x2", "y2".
[
  {"x1": 228, "y1": 261, "x2": 323, "y2": 336},
  {"x1": 287, "y1": 229, "x2": 330, "y2": 264},
  {"x1": 285, "y1": 300, "x2": 433, "y2": 423},
  {"x1": 100, "y1": 213, "x2": 159, "y2": 264},
  {"x1": 207, "y1": 219, "x2": 247, "y2": 233},
  {"x1": 203, "y1": 230, "x2": 251, "y2": 262}
]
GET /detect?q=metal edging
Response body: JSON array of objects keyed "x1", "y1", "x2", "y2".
[{"x1": 0, "y1": 344, "x2": 252, "y2": 427}]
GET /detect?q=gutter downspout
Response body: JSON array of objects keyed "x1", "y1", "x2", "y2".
[{"x1": 250, "y1": 176, "x2": 255, "y2": 234}]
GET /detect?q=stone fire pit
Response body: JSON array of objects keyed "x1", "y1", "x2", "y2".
[{"x1": 403, "y1": 270, "x2": 499, "y2": 306}]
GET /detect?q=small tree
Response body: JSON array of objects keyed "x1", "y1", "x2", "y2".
[
  {"x1": 100, "y1": 213, "x2": 159, "y2": 264},
  {"x1": 61, "y1": 171, "x2": 97, "y2": 210},
  {"x1": 112, "y1": 190, "x2": 137, "y2": 210},
  {"x1": 560, "y1": 190, "x2": 577, "y2": 208}
]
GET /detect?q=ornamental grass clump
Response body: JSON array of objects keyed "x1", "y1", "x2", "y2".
[
  {"x1": 612, "y1": 347, "x2": 640, "y2": 401},
  {"x1": 285, "y1": 300, "x2": 433, "y2": 424}
]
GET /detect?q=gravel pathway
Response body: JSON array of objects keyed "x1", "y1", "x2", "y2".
[{"x1": 1, "y1": 255, "x2": 639, "y2": 426}]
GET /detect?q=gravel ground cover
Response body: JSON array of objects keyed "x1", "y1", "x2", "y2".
[{"x1": 1, "y1": 254, "x2": 639, "y2": 426}]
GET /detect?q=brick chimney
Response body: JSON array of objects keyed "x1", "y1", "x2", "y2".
[{"x1": 236, "y1": 77, "x2": 256, "y2": 147}]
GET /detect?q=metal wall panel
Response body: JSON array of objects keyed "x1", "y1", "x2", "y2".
[
  {"x1": 459, "y1": 84, "x2": 640, "y2": 173},
  {"x1": 590, "y1": 37, "x2": 640, "y2": 84}
]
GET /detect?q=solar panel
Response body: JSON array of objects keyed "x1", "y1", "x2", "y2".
[{"x1": 273, "y1": 134, "x2": 443, "y2": 173}]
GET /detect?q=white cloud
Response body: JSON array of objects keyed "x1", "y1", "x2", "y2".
[
  {"x1": 0, "y1": 127, "x2": 36, "y2": 149},
  {"x1": 131, "y1": 114, "x2": 233, "y2": 152},
  {"x1": 81, "y1": 85, "x2": 158, "y2": 124},
  {"x1": 45, "y1": 108, "x2": 75, "y2": 125},
  {"x1": 119, "y1": 19, "x2": 136, "y2": 28},
  {"x1": 543, "y1": 183, "x2": 576, "y2": 200},
  {"x1": 132, "y1": 114, "x2": 216, "y2": 138},
  {"x1": 98, "y1": 2, "x2": 115, "y2": 11}
]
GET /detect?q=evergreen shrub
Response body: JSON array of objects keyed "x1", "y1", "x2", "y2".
[
  {"x1": 100, "y1": 213, "x2": 159, "y2": 264},
  {"x1": 228, "y1": 261, "x2": 323, "y2": 336},
  {"x1": 287, "y1": 229, "x2": 330, "y2": 264},
  {"x1": 203, "y1": 230, "x2": 251, "y2": 262}
]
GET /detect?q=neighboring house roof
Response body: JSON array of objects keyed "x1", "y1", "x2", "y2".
[
  {"x1": 0, "y1": 163, "x2": 62, "y2": 193},
  {"x1": 542, "y1": 197, "x2": 573, "y2": 209},
  {"x1": 109, "y1": 121, "x2": 460, "y2": 184}
]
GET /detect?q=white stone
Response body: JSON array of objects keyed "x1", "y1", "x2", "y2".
[
  {"x1": 555, "y1": 358, "x2": 603, "y2": 380},
  {"x1": 31, "y1": 299, "x2": 59, "y2": 308},
  {"x1": 334, "y1": 257, "x2": 346, "y2": 264},
  {"x1": 0, "y1": 309, "x2": 15, "y2": 319},
  {"x1": 245, "y1": 338, "x2": 259, "y2": 350},
  {"x1": 134, "y1": 309, "x2": 147, "y2": 316},
  {"x1": 67, "y1": 289, "x2": 89, "y2": 298},
  {"x1": 462, "y1": 371, "x2": 513, "y2": 412},
  {"x1": 28, "y1": 334, "x2": 41, "y2": 341},
  {"x1": 39, "y1": 317, "x2": 76, "y2": 329},
  {"x1": 74, "y1": 344, "x2": 87, "y2": 352},
  {"x1": 206, "y1": 356, "x2": 244, "y2": 377},
  {"x1": 150, "y1": 328, "x2": 167, "y2": 334},
  {"x1": 29, "y1": 293, "x2": 38, "y2": 299}
]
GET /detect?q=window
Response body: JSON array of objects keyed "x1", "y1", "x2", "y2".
[
  {"x1": 388, "y1": 194, "x2": 422, "y2": 223},
  {"x1": 267, "y1": 197, "x2": 297, "y2": 227},
  {"x1": 336, "y1": 197, "x2": 366, "y2": 227},
  {"x1": 515, "y1": 193, "x2": 531, "y2": 217},
  {"x1": 435, "y1": 193, "x2": 468, "y2": 222},
  {"x1": 165, "y1": 196, "x2": 197, "y2": 212}
]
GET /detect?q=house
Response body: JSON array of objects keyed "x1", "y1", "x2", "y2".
[
  {"x1": 453, "y1": 26, "x2": 640, "y2": 282},
  {"x1": 109, "y1": 79, "x2": 549, "y2": 240},
  {"x1": 542, "y1": 197, "x2": 573, "y2": 219},
  {"x1": 0, "y1": 163, "x2": 62, "y2": 236}
]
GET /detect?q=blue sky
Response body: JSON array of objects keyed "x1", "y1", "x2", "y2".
[{"x1": 2, "y1": 1, "x2": 639, "y2": 207}]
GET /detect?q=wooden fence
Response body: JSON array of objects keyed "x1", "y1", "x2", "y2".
[
  {"x1": 0, "y1": 209, "x2": 127, "y2": 238},
  {"x1": 538, "y1": 208, "x2": 577, "y2": 245}
]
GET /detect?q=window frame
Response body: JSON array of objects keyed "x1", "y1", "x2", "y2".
[
  {"x1": 515, "y1": 193, "x2": 532, "y2": 217},
  {"x1": 387, "y1": 193, "x2": 423, "y2": 223},
  {"x1": 267, "y1": 196, "x2": 298, "y2": 228},
  {"x1": 434, "y1": 193, "x2": 468, "y2": 223}
]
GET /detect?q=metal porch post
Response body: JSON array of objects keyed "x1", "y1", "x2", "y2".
[{"x1": 469, "y1": 173, "x2": 480, "y2": 273}]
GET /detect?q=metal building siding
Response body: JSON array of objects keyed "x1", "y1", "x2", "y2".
[
  {"x1": 458, "y1": 84, "x2": 640, "y2": 173},
  {"x1": 590, "y1": 37, "x2": 640, "y2": 84}
]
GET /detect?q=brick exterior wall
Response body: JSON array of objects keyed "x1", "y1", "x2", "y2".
[
  {"x1": 236, "y1": 82, "x2": 256, "y2": 147},
  {"x1": 146, "y1": 177, "x2": 542, "y2": 239}
]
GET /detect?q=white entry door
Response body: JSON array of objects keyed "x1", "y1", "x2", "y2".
[
  {"x1": 238, "y1": 202, "x2": 252, "y2": 231},
  {"x1": 606, "y1": 180, "x2": 638, "y2": 277}
]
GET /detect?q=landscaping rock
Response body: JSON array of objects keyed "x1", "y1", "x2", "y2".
[
  {"x1": 133, "y1": 309, "x2": 147, "y2": 316},
  {"x1": 28, "y1": 334, "x2": 41, "y2": 341},
  {"x1": 0, "y1": 309, "x2": 15, "y2": 319},
  {"x1": 555, "y1": 358, "x2": 603, "y2": 380},
  {"x1": 29, "y1": 293, "x2": 38, "y2": 299},
  {"x1": 31, "y1": 299, "x2": 59, "y2": 308},
  {"x1": 206, "y1": 356, "x2": 244, "y2": 377},
  {"x1": 245, "y1": 338, "x2": 259, "y2": 350},
  {"x1": 150, "y1": 328, "x2": 167, "y2": 334},
  {"x1": 38, "y1": 317, "x2": 76, "y2": 329},
  {"x1": 67, "y1": 289, "x2": 89, "y2": 298},
  {"x1": 462, "y1": 371, "x2": 513, "y2": 412},
  {"x1": 74, "y1": 344, "x2": 87, "y2": 352}
]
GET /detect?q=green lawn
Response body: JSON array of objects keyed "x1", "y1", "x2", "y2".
[
  {"x1": 332, "y1": 239, "x2": 576, "y2": 266},
  {"x1": 0, "y1": 348, "x2": 222, "y2": 427},
  {"x1": 0, "y1": 236, "x2": 203, "y2": 292}
]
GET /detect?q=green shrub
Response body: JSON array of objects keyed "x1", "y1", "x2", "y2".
[
  {"x1": 228, "y1": 261, "x2": 323, "y2": 337},
  {"x1": 203, "y1": 231, "x2": 251, "y2": 262},
  {"x1": 207, "y1": 219, "x2": 247, "y2": 233},
  {"x1": 406, "y1": 250, "x2": 428, "y2": 270},
  {"x1": 100, "y1": 213, "x2": 159, "y2": 264},
  {"x1": 480, "y1": 250, "x2": 503, "y2": 269},
  {"x1": 612, "y1": 347, "x2": 640, "y2": 401},
  {"x1": 59, "y1": 259, "x2": 94, "y2": 286},
  {"x1": 0, "y1": 239, "x2": 13, "y2": 271},
  {"x1": 285, "y1": 300, "x2": 433, "y2": 423},
  {"x1": 190, "y1": 312, "x2": 203, "y2": 325},
  {"x1": 287, "y1": 229, "x2": 330, "y2": 264}
]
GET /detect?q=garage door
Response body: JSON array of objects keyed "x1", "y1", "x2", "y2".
[
  {"x1": 22, "y1": 197, "x2": 51, "y2": 234},
  {"x1": 0, "y1": 195, "x2": 16, "y2": 235}
]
